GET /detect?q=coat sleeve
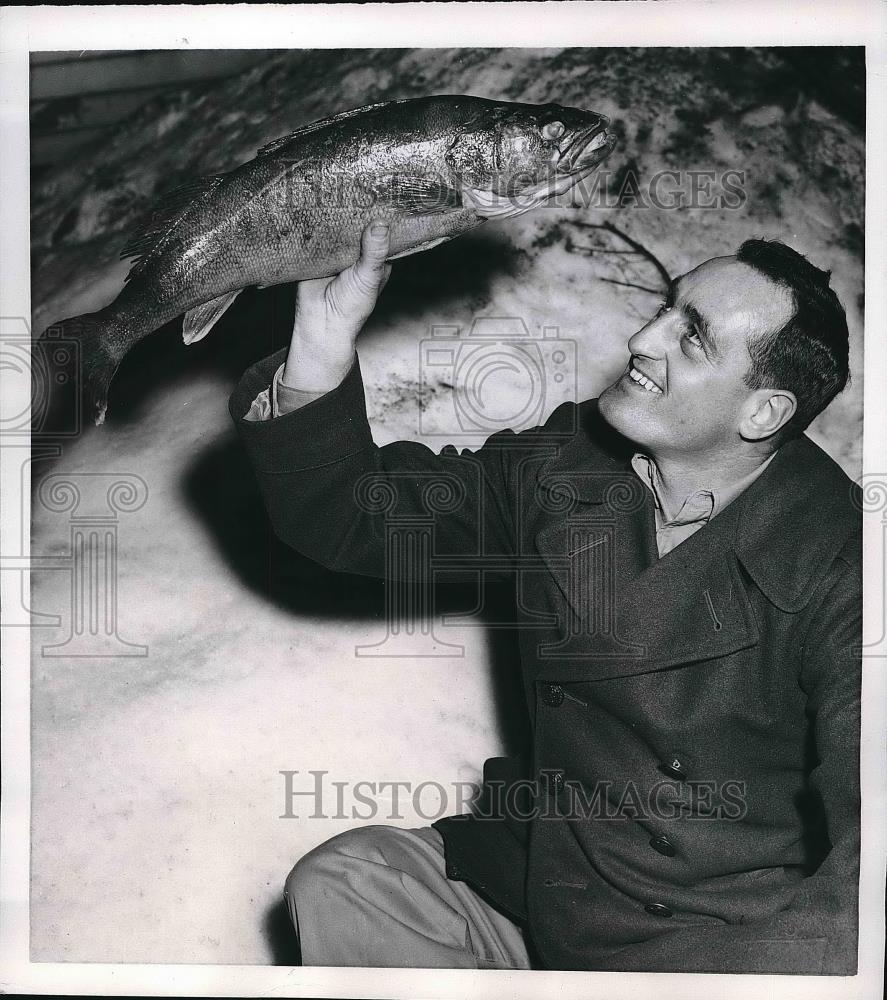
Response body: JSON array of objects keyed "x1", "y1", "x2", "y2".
[
  {"x1": 228, "y1": 346, "x2": 566, "y2": 583},
  {"x1": 783, "y1": 537, "x2": 862, "y2": 971},
  {"x1": 729, "y1": 539, "x2": 862, "y2": 973}
]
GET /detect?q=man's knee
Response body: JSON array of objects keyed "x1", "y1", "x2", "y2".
[{"x1": 283, "y1": 825, "x2": 396, "y2": 906}]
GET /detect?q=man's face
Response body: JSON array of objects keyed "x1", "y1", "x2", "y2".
[{"x1": 598, "y1": 256, "x2": 795, "y2": 458}]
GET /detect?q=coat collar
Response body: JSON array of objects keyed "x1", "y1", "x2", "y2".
[
  {"x1": 535, "y1": 399, "x2": 859, "y2": 610},
  {"x1": 730, "y1": 433, "x2": 861, "y2": 611},
  {"x1": 531, "y1": 400, "x2": 859, "y2": 681}
]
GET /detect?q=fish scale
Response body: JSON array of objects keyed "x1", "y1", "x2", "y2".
[{"x1": 40, "y1": 94, "x2": 617, "y2": 425}]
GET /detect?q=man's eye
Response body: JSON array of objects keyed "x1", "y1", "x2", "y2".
[{"x1": 684, "y1": 326, "x2": 703, "y2": 346}]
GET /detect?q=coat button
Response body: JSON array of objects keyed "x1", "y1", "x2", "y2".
[
  {"x1": 659, "y1": 757, "x2": 686, "y2": 780},
  {"x1": 542, "y1": 683, "x2": 565, "y2": 707},
  {"x1": 644, "y1": 903, "x2": 674, "y2": 918},
  {"x1": 649, "y1": 835, "x2": 677, "y2": 857},
  {"x1": 545, "y1": 770, "x2": 565, "y2": 797}
]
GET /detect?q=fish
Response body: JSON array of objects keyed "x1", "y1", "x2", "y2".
[{"x1": 41, "y1": 95, "x2": 618, "y2": 425}]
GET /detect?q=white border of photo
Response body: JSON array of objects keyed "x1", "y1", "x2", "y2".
[{"x1": 1, "y1": 3, "x2": 885, "y2": 998}]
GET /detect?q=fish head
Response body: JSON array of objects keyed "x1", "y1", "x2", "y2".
[{"x1": 448, "y1": 100, "x2": 618, "y2": 220}]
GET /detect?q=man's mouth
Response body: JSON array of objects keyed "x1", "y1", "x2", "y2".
[{"x1": 626, "y1": 363, "x2": 663, "y2": 394}]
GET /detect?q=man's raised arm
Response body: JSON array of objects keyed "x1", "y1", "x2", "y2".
[{"x1": 228, "y1": 221, "x2": 564, "y2": 582}]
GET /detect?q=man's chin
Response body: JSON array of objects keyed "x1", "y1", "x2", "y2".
[
  {"x1": 598, "y1": 380, "x2": 634, "y2": 433},
  {"x1": 598, "y1": 380, "x2": 657, "y2": 449}
]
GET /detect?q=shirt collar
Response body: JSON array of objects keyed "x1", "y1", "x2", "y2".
[{"x1": 630, "y1": 451, "x2": 778, "y2": 527}]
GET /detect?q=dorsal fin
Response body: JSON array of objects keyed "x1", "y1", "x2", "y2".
[
  {"x1": 119, "y1": 174, "x2": 224, "y2": 281},
  {"x1": 255, "y1": 100, "x2": 404, "y2": 157}
]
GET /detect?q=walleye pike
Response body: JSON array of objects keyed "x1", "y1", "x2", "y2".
[{"x1": 44, "y1": 95, "x2": 618, "y2": 425}]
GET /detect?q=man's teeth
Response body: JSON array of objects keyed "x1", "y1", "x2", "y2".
[{"x1": 629, "y1": 366, "x2": 663, "y2": 393}]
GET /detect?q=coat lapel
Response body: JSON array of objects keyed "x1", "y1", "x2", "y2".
[{"x1": 530, "y1": 402, "x2": 759, "y2": 683}]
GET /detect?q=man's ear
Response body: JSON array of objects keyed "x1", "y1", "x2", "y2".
[{"x1": 741, "y1": 389, "x2": 797, "y2": 441}]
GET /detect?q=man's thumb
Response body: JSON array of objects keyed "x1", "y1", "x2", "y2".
[{"x1": 359, "y1": 221, "x2": 391, "y2": 275}]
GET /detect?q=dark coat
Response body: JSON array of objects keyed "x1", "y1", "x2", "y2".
[{"x1": 230, "y1": 347, "x2": 861, "y2": 975}]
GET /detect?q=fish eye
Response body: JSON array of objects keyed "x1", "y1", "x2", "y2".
[{"x1": 542, "y1": 121, "x2": 566, "y2": 141}]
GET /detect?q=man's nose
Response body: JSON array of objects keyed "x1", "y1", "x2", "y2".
[{"x1": 628, "y1": 315, "x2": 668, "y2": 358}]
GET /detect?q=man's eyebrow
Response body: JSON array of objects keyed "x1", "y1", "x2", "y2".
[
  {"x1": 660, "y1": 279, "x2": 717, "y2": 353},
  {"x1": 683, "y1": 303, "x2": 718, "y2": 354}
]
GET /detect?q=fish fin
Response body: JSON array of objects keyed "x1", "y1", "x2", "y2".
[
  {"x1": 256, "y1": 100, "x2": 404, "y2": 157},
  {"x1": 39, "y1": 311, "x2": 125, "y2": 427},
  {"x1": 120, "y1": 174, "x2": 225, "y2": 281},
  {"x1": 377, "y1": 175, "x2": 463, "y2": 215},
  {"x1": 182, "y1": 290, "x2": 242, "y2": 345},
  {"x1": 460, "y1": 185, "x2": 539, "y2": 220},
  {"x1": 386, "y1": 236, "x2": 451, "y2": 261}
]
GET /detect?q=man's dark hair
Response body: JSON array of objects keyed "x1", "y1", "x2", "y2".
[{"x1": 736, "y1": 238, "x2": 850, "y2": 441}]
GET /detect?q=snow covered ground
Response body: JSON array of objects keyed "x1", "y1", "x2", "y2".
[{"x1": 28, "y1": 47, "x2": 864, "y2": 963}]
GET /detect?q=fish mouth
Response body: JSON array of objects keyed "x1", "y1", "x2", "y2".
[{"x1": 557, "y1": 122, "x2": 617, "y2": 175}]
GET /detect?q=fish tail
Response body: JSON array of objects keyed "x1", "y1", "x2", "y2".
[{"x1": 39, "y1": 310, "x2": 126, "y2": 427}]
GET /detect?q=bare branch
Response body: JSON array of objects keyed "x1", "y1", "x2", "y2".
[
  {"x1": 568, "y1": 245, "x2": 646, "y2": 256},
  {"x1": 599, "y1": 278, "x2": 664, "y2": 295},
  {"x1": 574, "y1": 221, "x2": 672, "y2": 289}
]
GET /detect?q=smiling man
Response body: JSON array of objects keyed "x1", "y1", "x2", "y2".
[
  {"x1": 230, "y1": 225, "x2": 860, "y2": 974},
  {"x1": 597, "y1": 245, "x2": 843, "y2": 558}
]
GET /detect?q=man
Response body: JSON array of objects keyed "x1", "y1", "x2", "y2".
[{"x1": 229, "y1": 222, "x2": 860, "y2": 974}]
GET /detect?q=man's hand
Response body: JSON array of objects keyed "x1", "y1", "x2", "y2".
[{"x1": 281, "y1": 221, "x2": 392, "y2": 392}]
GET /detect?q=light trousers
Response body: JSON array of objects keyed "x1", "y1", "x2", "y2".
[{"x1": 283, "y1": 824, "x2": 533, "y2": 969}]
